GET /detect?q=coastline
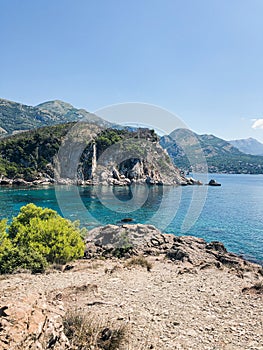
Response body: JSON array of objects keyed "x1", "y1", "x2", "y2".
[{"x1": 0, "y1": 175, "x2": 203, "y2": 187}]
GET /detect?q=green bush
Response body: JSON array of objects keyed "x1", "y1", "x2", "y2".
[
  {"x1": 0, "y1": 219, "x2": 12, "y2": 258},
  {"x1": 0, "y1": 246, "x2": 48, "y2": 274},
  {"x1": 0, "y1": 204, "x2": 86, "y2": 274}
]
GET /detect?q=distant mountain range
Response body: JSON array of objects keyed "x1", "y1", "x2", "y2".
[
  {"x1": 160, "y1": 129, "x2": 263, "y2": 174},
  {"x1": 229, "y1": 138, "x2": 263, "y2": 156},
  {"x1": 0, "y1": 98, "x2": 110, "y2": 136}
]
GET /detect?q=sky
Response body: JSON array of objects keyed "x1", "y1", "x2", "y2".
[{"x1": 1, "y1": 0, "x2": 263, "y2": 141}]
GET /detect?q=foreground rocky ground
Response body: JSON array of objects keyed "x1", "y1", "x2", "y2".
[{"x1": 0, "y1": 225, "x2": 263, "y2": 350}]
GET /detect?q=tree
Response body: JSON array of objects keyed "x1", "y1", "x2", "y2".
[
  {"x1": 0, "y1": 219, "x2": 12, "y2": 258},
  {"x1": 0, "y1": 204, "x2": 86, "y2": 274}
]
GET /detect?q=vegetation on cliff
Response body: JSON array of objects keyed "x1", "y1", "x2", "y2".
[
  {"x1": 0, "y1": 123, "x2": 169, "y2": 183},
  {"x1": 0, "y1": 123, "x2": 73, "y2": 180}
]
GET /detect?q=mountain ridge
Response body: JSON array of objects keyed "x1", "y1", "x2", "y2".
[
  {"x1": 160, "y1": 128, "x2": 263, "y2": 174},
  {"x1": 0, "y1": 98, "x2": 110, "y2": 136},
  {"x1": 229, "y1": 137, "x2": 263, "y2": 156}
]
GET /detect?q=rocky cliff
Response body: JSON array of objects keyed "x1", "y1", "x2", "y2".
[{"x1": 0, "y1": 124, "x2": 190, "y2": 186}]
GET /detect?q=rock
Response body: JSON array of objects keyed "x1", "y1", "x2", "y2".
[
  {"x1": 208, "y1": 179, "x2": 221, "y2": 186},
  {"x1": 121, "y1": 218, "x2": 133, "y2": 223},
  {"x1": 166, "y1": 249, "x2": 190, "y2": 262},
  {"x1": 206, "y1": 241, "x2": 227, "y2": 253},
  {"x1": 242, "y1": 283, "x2": 263, "y2": 295},
  {"x1": 0, "y1": 306, "x2": 8, "y2": 317},
  {"x1": 0, "y1": 177, "x2": 12, "y2": 185},
  {"x1": 146, "y1": 176, "x2": 155, "y2": 185},
  {"x1": 112, "y1": 167, "x2": 120, "y2": 180},
  {"x1": 185, "y1": 177, "x2": 203, "y2": 185},
  {"x1": 0, "y1": 293, "x2": 69, "y2": 350},
  {"x1": 85, "y1": 224, "x2": 261, "y2": 274}
]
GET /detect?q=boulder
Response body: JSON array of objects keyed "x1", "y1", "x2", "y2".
[
  {"x1": 0, "y1": 177, "x2": 13, "y2": 185},
  {"x1": 208, "y1": 179, "x2": 221, "y2": 186}
]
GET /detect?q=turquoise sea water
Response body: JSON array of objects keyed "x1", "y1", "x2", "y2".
[{"x1": 0, "y1": 174, "x2": 262, "y2": 265}]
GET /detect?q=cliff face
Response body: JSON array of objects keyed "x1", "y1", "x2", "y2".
[
  {"x1": 77, "y1": 128, "x2": 184, "y2": 185},
  {"x1": 0, "y1": 124, "x2": 186, "y2": 186}
]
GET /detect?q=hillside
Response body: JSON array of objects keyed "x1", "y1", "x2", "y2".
[
  {"x1": 229, "y1": 137, "x2": 263, "y2": 156},
  {"x1": 160, "y1": 128, "x2": 263, "y2": 174},
  {"x1": 0, "y1": 98, "x2": 110, "y2": 136},
  {"x1": 0, "y1": 123, "x2": 185, "y2": 185}
]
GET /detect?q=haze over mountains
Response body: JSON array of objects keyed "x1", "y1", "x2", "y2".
[{"x1": 229, "y1": 138, "x2": 263, "y2": 156}]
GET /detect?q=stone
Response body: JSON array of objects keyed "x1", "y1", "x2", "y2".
[{"x1": 208, "y1": 179, "x2": 221, "y2": 186}]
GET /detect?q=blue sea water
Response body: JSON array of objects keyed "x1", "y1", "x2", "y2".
[{"x1": 0, "y1": 174, "x2": 262, "y2": 265}]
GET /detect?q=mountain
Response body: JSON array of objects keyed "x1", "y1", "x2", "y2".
[
  {"x1": 0, "y1": 98, "x2": 110, "y2": 136},
  {"x1": 160, "y1": 128, "x2": 263, "y2": 174},
  {"x1": 36, "y1": 100, "x2": 110, "y2": 127},
  {"x1": 229, "y1": 137, "x2": 263, "y2": 156}
]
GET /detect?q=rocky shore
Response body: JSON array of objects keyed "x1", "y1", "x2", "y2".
[
  {"x1": 0, "y1": 224, "x2": 262, "y2": 349},
  {"x1": 0, "y1": 175, "x2": 202, "y2": 187}
]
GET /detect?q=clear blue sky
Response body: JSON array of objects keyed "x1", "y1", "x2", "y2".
[{"x1": 1, "y1": 0, "x2": 263, "y2": 141}]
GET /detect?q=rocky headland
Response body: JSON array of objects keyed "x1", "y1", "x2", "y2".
[
  {"x1": 0, "y1": 124, "x2": 202, "y2": 187},
  {"x1": 0, "y1": 224, "x2": 262, "y2": 350}
]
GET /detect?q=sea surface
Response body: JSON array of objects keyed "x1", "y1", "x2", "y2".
[{"x1": 0, "y1": 174, "x2": 262, "y2": 265}]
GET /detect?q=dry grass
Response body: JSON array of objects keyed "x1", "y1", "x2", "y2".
[
  {"x1": 105, "y1": 265, "x2": 122, "y2": 274},
  {"x1": 63, "y1": 309, "x2": 127, "y2": 350},
  {"x1": 125, "y1": 256, "x2": 153, "y2": 271},
  {"x1": 242, "y1": 280, "x2": 263, "y2": 295}
]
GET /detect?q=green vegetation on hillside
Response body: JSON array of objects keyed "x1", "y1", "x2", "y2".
[
  {"x1": 0, "y1": 123, "x2": 73, "y2": 180},
  {"x1": 0, "y1": 98, "x2": 110, "y2": 135},
  {"x1": 0, "y1": 204, "x2": 85, "y2": 274}
]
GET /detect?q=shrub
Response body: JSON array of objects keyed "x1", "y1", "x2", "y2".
[
  {"x1": 0, "y1": 219, "x2": 12, "y2": 259},
  {"x1": 0, "y1": 204, "x2": 86, "y2": 274},
  {"x1": 112, "y1": 231, "x2": 133, "y2": 258},
  {"x1": 0, "y1": 246, "x2": 48, "y2": 274}
]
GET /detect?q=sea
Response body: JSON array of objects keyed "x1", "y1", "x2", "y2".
[{"x1": 0, "y1": 174, "x2": 262, "y2": 265}]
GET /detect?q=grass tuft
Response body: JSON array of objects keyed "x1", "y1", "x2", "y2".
[
  {"x1": 63, "y1": 309, "x2": 127, "y2": 349},
  {"x1": 125, "y1": 256, "x2": 153, "y2": 272}
]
